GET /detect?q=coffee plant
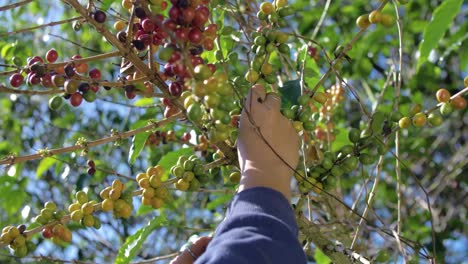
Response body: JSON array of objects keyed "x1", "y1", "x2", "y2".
[{"x1": 0, "y1": 0, "x2": 466, "y2": 263}]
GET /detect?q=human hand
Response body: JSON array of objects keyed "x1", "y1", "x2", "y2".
[
  {"x1": 170, "y1": 236, "x2": 211, "y2": 264},
  {"x1": 237, "y1": 84, "x2": 300, "y2": 200}
]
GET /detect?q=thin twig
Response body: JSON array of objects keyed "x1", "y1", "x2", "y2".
[
  {"x1": 350, "y1": 154, "x2": 385, "y2": 249},
  {"x1": 391, "y1": 0, "x2": 405, "y2": 260},
  {"x1": 0, "y1": 113, "x2": 183, "y2": 166},
  {"x1": 0, "y1": 16, "x2": 83, "y2": 37},
  {"x1": 0, "y1": 0, "x2": 33, "y2": 11},
  {"x1": 311, "y1": 0, "x2": 331, "y2": 39}
]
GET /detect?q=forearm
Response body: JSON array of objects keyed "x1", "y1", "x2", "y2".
[{"x1": 196, "y1": 188, "x2": 306, "y2": 264}]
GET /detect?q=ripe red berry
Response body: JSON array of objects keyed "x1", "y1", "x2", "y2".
[
  {"x1": 27, "y1": 56, "x2": 44, "y2": 66},
  {"x1": 188, "y1": 28, "x2": 203, "y2": 44},
  {"x1": 27, "y1": 73, "x2": 41, "y2": 85},
  {"x1": 41, "y1": 74, "x2": 53, "y2": 88},
  {"x1": 141, "y1": 19, "x2": 155, "y2": 32},
  {"x1": 87, "y1": 159, "x2": 95, "y2": 168},
  {"x1": 87, "y1": 167, "x2": 96, "y2": 175},
  {"x1": 89, "y1": 68, "x2": 101, "y2": 79},
  {"x1": 42, "y1": 227, "x2": 53, "y2": 239},
  {"x1": 70, "y1": 92, "x2": 83, "y2": 107},
  {"x1": 162, "y1": 97, "x2": 172, "y2": 107},
  {"x1": 46, "y1": 49, "x2": 59, "y2": 63},
  {"x1": 169, "y1": 82, "x2": 183, "y2": 97},
  {"x1": 9, "y1": 73, "x2": 24, "y2": 87},
  {"x1": 93, "y1": 10, "x2": 107, "y2": 23},
  {"x1": 169, "y1": 6, "x2": 181, "y2": 21},
  {"x1": 451, "y1": 96, "x2": 467, "y2": 110},
  {"x1": 175, "y1": 27, "x2": 189, "y2": 42},
  {"x1": 182, "y1": 7, "x2": 195, "y2": 23},
  {"x1": 181, "y1": 132, "x2": 191, "y2": 142}
]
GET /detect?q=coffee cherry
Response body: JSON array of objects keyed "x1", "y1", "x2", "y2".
[
  {"x1": 46, "y1": 48, "x2": 59, "y2": 63},
  {"x1": 101, "y1": 199, "x2": 114, "y2": 211},
  {"x1": 93, "y1": 10, "x2": 107, "y2": 23},
  {"x1": 381, "y1": 14, "x2": 394, "y2": 27},
  {"x1": 313, "y1": 92, "x2": 327, "y2": 104},
  {"x1": 89, "y1": 68, "x2": 101, "y2": 79},
  {"x1": 76, "y1": 190, "x2": 88, "y2": 204},
  {"x1": 436, "y1": 88, "x2": 451, "y2": 103},
  {"x1": 440, "y1": 102, "x2": 453, "y2": 115},
  {"x1": 229, "y1": 171, "x2": 241, "y2": 183},
  {"x1": 427, "y1": 113, "x2": 443, "y2": 127},
  {"x1": 9, "y1": 73, "x2": 24, "y2": 87},
  {"x1": 369, "y1": 10, "x2": 382, "y2": 24},
  {"x1": 398, "y1": 116, "x2": 411, "y2": 129},
  {"x1": 64, "y1": 64, "x2": 76, "y2": 77},
  {"x1": 175, "y1": 179, "x2": 189, "y2": 191},
  {"x1": 81, "y1": 202, "x2": 94, "y2": 215},
  {"x1": 464, "y1": 76, "x2": 468, "y2": 87},
  {"x1": 356, "y1": 14, "x2": 370, "y2": 29},
  {"x1": 70, "y1": 92, "x2": 83, "y2": 107},
  {"x1": 169, "y1": 82, "x2": 183, "y2": 97},
  {"x1": 134, "y1": 7, "x2": 147, "y2": 19},
  {"x1": 42, "y1": 227, "x2": 53, "y2": 239},
  {"x1": 71, "y1": 210, "x2": 84, "y2": 222},
  {"x1": 412, "y1": 112, "x2": 426, "y2": 127},
  {"x1": 450, "y1": 96, "x2": 467, "y2": 110},
  {"x1": 260, "y1": 2, "x2": 274, "y2": 15},
  {"x1": 275, "y1": 0, "x2": 288, "y2": 8}
]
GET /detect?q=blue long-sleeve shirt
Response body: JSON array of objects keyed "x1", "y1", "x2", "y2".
[{"x1": 196, "y1": 187, "x2": 307, "y2": 263}]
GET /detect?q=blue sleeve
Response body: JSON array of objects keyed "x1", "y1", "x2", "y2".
[{"x1": 195, "y1": 187, "x2": 307, "y2": 264}]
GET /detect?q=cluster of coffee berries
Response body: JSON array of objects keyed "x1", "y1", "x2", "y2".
[
  {"x1": 137, "y1": 165, "x2": 169, "y2": 209},
  {"x1": 8, "y1": 49, "x2": 106, "y2": 109},
  {"x1": 295, "y1": 170, "x2": 323, "y2": 195},
  {"x1": 183, "y1": 70, "x2": 238, "y2": 143},
  {"x1": 257, "y1": 1, "x2": 295, "y2": 27},
  {"x1": 356, "y1": 10, "x2": 394, "y2": 29},
  {"x1": 86, "y1": 159, "x2": 96, "y2": 175},
  {"x1": 42, "y1": 223, "x2": 73, "y2": 246},
  {"x1": 171, "y1": 155, "x2": 211, "y2": 191},
  {"x1": 313, "y1": 84, "x2": 346, "y2": 143},
  {"x1": 33, "y1": 201, "x2": 66, "y2": 225},
  {"x1": 247, "y1": 30, "x2": 290, "y2": 84},
  {"x1": 436, "y1": 88, "x2": 467, "y2": 115},
  {"x1": 99, "y1": 179, "x2": 133, "y2": 218},
  {"x1": 281, "y1": 94, "x2": 319, "y2": 133},
  {"x1": 1, "y1": 225, "x2": 30, "y2": 257},
  {"x1": 68, "y1": 191, "x2": 101, "y2": 227},
  {"x1": 398, "y1": 87, "x2": 467, "y2": 129}
]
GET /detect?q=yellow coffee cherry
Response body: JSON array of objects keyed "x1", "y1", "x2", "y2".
[
  {"x1": 369, "y1": 10, "x2": 382, "y2": 24},
  {"x1": 356, "y1": 14, "x2": 370, "y2": 29},
  {"x1": 114, "y1": 20, "x2": 126, "y2": 31}
]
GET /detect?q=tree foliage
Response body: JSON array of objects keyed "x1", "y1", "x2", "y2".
[{"x1": 0, "y1": 0, "x2": 466, "y2": 263}]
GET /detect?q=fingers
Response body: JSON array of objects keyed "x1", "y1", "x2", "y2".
[
  {"x1": 245, "y1": 84, "x2": 267, "y2": 111},
  {"x1": 264, "y1": 92, "x2": 281, "y2": 112},
  {"x1": 191, "y1": 236, "x2": 212, "y2": 257},
  {"x1": 170, "y1": 236, "x2": 212, "y2": 264}
]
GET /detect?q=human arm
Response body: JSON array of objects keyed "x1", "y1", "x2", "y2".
[{"x1": 194, "y1": 84, "x2": 306, "y2": 263}]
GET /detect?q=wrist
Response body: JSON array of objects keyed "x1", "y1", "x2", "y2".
[{"x1": 237, "y1": 163, "x2": 293, "y2": 201}]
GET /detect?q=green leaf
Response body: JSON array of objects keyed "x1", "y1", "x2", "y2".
[
  {"x1": 417, "y1": 0, "x2": 463, "y2": 70},
  {"x1": 128, "y1": 132, "x2": 150, "y2": 164},
  {"x1": 133, "y1": 98, "x2": 155, "y2": 107},
  {"x1": 279, "y1": 79, "x2": 301, "y2": 108},
  {"x1": 36, "y1": 157, "x2": 57, "y2": 179},
  {"x1": 100, "y1": 0, "x2": 114, "y2": 11},
  {"x1": 158, "y1": 147, "x2": 194, "y2": 180},
  {"x1": 314, "y1": 247, "x2": 331, "y2": 264},
  {"x1": 114, "y1": 214, "x2": 167, "y2": 264},
  {"x1": 207, "y1": 194, "x2": 233, "y2": 210}
]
